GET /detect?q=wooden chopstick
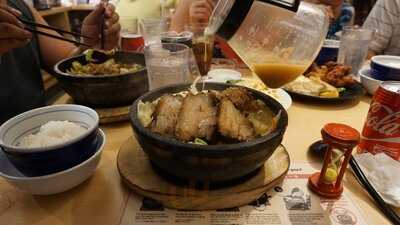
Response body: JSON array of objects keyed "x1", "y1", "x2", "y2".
[
  {"x1": 100, "y1": 0, "x2": 109, "y2": 49},
  {"x1": 24, "y1": 27, "x2": 91, "y2": 47},
  {"x1": 350, "y1": 157, "x2": 400, "y2": 225},
  {"x1": 18, "y1": 17, "x2": 93, "y2": 40}
]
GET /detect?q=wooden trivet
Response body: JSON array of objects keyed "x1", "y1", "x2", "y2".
[
  {"x1": 62, "y1": 97, "x2": 130, "y2": 124},
  {"x1": 117, "y1": 137, "x2": 290, "y2": 210}
]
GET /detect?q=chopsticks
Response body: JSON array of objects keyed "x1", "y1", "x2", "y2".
[
  {"x1": 100, "y1": 0, "x2": 109, "y2": 49},
  {"x1": 18, "y1": 17, "x2": 92, "y2": 47},
  {"x1": 350, "y1": 157, "x2": 400, "y2": 225}
]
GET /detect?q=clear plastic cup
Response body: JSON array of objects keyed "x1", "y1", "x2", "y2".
[
  {"x1": 140, "y1": 18, "x2": 168, "y2": 46},
  {"x1": 338, "y1": 27, "x2": 374, "y2": 77}
]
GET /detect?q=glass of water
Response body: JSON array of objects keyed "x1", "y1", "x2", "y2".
[
  {"x1": 144, "y1": 43, "x2": 191, "y2": 90},
  {"x1": 140, "y1": 18, "x2": 167, "y2": 46},
  {"x1": 337, "y1": 27, "x2": 374, "y2": 77}
]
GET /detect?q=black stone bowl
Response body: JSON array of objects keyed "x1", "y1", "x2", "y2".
[
  {"x1": 54, "y1": 51, "x2": 148, "y2": 108},
  {"x1": 130, "y1": 82, "x2": 288, "y2": 183},
  {"x1": 0, "y1": 105, "x2": 100, "y2": 177}
]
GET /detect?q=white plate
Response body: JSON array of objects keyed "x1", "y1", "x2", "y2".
[
  {"x1": 204, "y1": 70, "x2": 292, "y2": 110},
  {"x1": 205, "y1": 69, "x2": 242, "y2": 83},
  {"x1": 274, "y1": 89, "x2": 292, "y2": 110}
]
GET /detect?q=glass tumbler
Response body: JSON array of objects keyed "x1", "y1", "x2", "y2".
[{"x1": 144, "y1": 43, "x2": 191, "y2": 90}]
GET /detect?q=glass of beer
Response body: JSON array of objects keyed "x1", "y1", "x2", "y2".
[
  {"x1": 185, "y1": 24, "x2": 215, "y2": 76},
  {"x1": 120, "y1": 17, "x2": 144, "y2": 52}
]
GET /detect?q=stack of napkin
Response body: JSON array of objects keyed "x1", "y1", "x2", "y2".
[{"x1": 354, "y1": 153, "x2": 400, "y2": 207}]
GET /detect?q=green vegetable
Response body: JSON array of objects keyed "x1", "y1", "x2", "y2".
[
  {"x1": 337, "y1": 87, "x2": 346, "y2": 93},
  {"x1": 189, "y1": 138, "x2": 208, "y2": 145},
  {"x1": 85, "y1": 49, "x2": 94, "y2": 62},
  {"x1": 227, "y1": 79, "x2": 241, "y2": 84}
]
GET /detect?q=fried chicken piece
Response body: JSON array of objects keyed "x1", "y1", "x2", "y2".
[
  {"x1": 305, "y1": 61, "x2": 356, "y2": 87},
  {"x1": 150, "y1": 95, "x2": 183, "y2": 135},
  {"x1": 322, "y1": 64, "x2": 355, "y2": 87},
  {"x1": 175, "y1": 93, "x2": 217, "y2": 141},
  {"x1": 219, "y1": 87, "x2": 255, "y2": 111},
  {"x1": 218, "y1": 98, "x2": 255, "y2": 141}
]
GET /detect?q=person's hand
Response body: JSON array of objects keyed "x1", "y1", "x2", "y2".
[
  {"x1": 0, "y1": 2, "x2": 32, "y2": 55},
  {"x1": 189, "y1": 0, "x2": 215, "y2": 25},
  {"x1": 324, "y1": 5, "x2": 335, "y2": 23},
  {"x1": 81, "y1": 2, "x2": 120, "y2": 50}
]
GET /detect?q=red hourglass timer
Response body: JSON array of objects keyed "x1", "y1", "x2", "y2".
[{"x1": 308, "y1": 123, "x2": 360, "y2": 198}]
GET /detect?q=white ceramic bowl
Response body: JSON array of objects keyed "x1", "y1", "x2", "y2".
[
  {"x1": 0, "y1": 129, "x2": 105, "y2": 195},
  {"x1": 359, "y1": 67, "x2": 383, "y2": 95},
  {"x1": 0, "y1": 104, "x2": 99, "y2": 153},
  {"x1": 0, "y1": 104, "x2": 99, "y2": 176}
]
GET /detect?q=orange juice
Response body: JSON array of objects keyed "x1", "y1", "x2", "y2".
[{"x1": 252, "y1": 63, "x2": 308, "y2": 88}]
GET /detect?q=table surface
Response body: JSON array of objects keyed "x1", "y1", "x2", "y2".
[{"x1": 0, "y1": 70, "x2": 398, "y2": 225}]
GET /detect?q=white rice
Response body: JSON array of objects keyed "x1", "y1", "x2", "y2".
[{"x1": 18, "y1": 121, "x2": 87, "y2": 148}]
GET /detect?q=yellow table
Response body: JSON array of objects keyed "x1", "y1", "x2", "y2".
[{"x1": 0, "y1": 71, "x2": 398, "y2": 225}]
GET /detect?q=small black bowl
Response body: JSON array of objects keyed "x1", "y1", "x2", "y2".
[
  {"x1": 130, "y1": 82, "x2": 288, "y2": 183},
  {"x1": 54, "y1": 51, "x2": 148, "y2": 108},
  {"x1": 0, "y1": 105, "x2": 100, "y2": 176}
]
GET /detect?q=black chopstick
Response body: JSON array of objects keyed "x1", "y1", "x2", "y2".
[
  {"x1": 350, "y1": 157, "x2": 400, "y2": 225},
  {"x1": 24, "y1": 27, "x2": 91, "y2": 47},
  {"x1": 18, "y1": 17, "x2": 93, "y2": 40}
]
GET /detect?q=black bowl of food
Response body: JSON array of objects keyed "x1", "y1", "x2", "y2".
[
  {"x1": 54, "y1": 50, "x2": 148, "y2": 107},
  {"x1": 130, "y1": 82, "x2": 288, "y2": 183}
]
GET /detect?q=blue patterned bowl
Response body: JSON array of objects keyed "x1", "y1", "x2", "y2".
[{"x1": 371, "y1": 55, "x2": 400, "y2": 81}]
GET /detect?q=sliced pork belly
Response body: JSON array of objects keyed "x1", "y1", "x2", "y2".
[
  {"x1": 175, "y1": 93, "x2": 217, "y2": 142},
  {"x1": 150, "y1": 94, "x2": 183, "y2": 135},
  {"x1": 218, "y1": 98, "x2": 255, "y2": 141}
]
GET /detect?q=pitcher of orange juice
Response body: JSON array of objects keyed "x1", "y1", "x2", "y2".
[{"x1": 206, "y1": 0, "x2": 329, "y2": 88}]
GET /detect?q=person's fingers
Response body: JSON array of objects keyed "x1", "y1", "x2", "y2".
[
  {"x1": 0, "y1": 38, "x2": 29, "y2": 52},
  {"x1": 83, "y1": 3, "x2": 104, "y2": 25},
  {"x1": 207, "y1": 0, "x2": 216, "y2": 8},
  {"x1": 0, "y1": 22, "x2": 31, "y2": 39},
  {"x1": 0, "y1": 7, "x2": 24, "y2": 28},
  {"x1": 104, "y1": 22, "x2": 120, "y2": 36},
  {"x1": 191, "y1": 14, "x2": 210, "y2": 24},
  {"x1": 105, "y1": 12, "x2": 118, "y2": 28},
  {"x1": 191, "y1": 8, "x2": 211, "y2": 15},
  {"x1": 192, "y1": 11, "x2": 210, "y2": 19},
  {"x1": 324, "y1": 5, "x2": 335, "y2": 22},
  {"x1": 191, "y1": 1, "x2": 213, "y2": 12},
  {"x1": 0, "y1": 4, "x2": 22, "y2": 17},
  {"x1": 105, "y1": 4, "x2": 115, "y2": 18},
  {"x1": 197, "y1": 0, "x2": 213, "y2": 11}
]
